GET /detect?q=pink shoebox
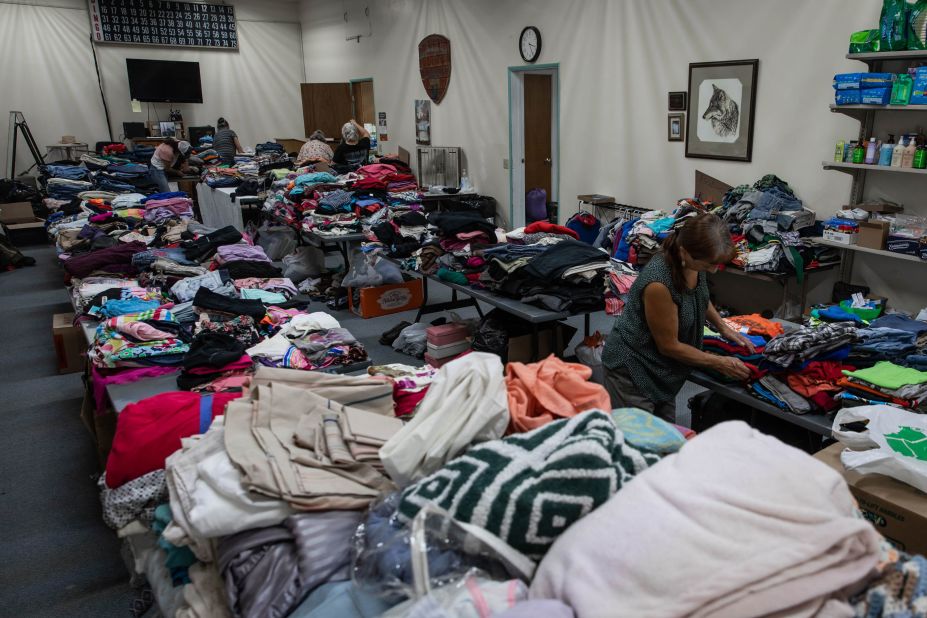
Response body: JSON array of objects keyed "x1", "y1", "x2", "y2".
[{"x1": 426, "y1": 323, "x2": 470, "y2": 346}]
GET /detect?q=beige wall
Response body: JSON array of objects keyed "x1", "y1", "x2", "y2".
[
  {"x1": 301, "y1": 0, "x2": 927, "y2": 312},
  {"x1": 0, "y1": 0, "x2": 305, "y2": 175}
]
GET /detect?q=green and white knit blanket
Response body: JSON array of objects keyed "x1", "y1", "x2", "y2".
[{"x1": 397, "y1": 410, "x2": 660, "y2": 560}]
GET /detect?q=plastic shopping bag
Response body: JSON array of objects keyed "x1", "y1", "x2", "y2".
[
  {"x1": 574, "y1": 332, "x2": 605, "y2": 385},
  {"x1": 832, "y1": 405, "x2": 927, "y2": 493}
]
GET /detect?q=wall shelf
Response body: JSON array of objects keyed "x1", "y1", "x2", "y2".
[
  {"x1": 830, "y1": 104, "x2": 927, "y2": 121},
  {"x1": 847, "y1": 50, "x2": 927, "y2": 65},
  {"x1": 822, "y1": 160, "x2": 927, "y2": 176},
  {"x1": 811, "y1": 237, "x2": 926, "y2": 264}
]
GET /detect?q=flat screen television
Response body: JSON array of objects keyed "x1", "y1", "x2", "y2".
[{"x1": 126, "y1": 59, "x2": 203, "y2": 103}]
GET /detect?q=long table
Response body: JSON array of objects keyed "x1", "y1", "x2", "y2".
[
  {"x1": 387, "y1": 258, "x2": 592, "y2": 361},
  {"x1": 687, "y1": 370, "x2": 834, "y2": 438},
  {"x1": 301, "y1": 230, "x2": 365, "y2": 269}
]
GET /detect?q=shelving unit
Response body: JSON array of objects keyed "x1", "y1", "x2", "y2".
[
  {"x1": 823, "y1": 51, "x2": 927, "y2": 284},
  {"x1": 811, "y1": 237, "x2": 927, "y2": 263},
  {"x1": 821, "y1": 160, "x2": 927, "y2": 176}
]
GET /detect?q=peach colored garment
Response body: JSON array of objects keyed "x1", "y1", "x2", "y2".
[{"x1": 505, "y1": 354, "x2": 612, "y2": 434}]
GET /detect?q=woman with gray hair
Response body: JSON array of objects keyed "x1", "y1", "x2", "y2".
[
  {"x1": 332, "y1": 119, "x2": 371, "y2": 168},
  {"x1": 295, "y1": 129, "x2": 334, "y2": 166}
]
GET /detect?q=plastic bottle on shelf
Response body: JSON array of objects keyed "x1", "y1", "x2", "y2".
[
  {"x1": 865, "y1": 137, "x2": 878, "y2": 164},
  {"x1": 879, "y1": 134, "x2": 895, "y2": 165},
  {"x1": 459, "y1": 169, "x2": 473, "y2": 192},
  {"x1": 915, "y1": 140, "x2": 927, "y2": 169},
  {"x1": 892, "y1": 137, "x2": 906, "y2": 167},
  {"x1": 903, "y1": 137, "x2": 917, "y2": 167},
  {"x1": 853, "y1": 140, "x2": 866, "y2": 164}
]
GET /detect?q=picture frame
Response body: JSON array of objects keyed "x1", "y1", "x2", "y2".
[
  {"x1": 668, "y1": 91, "x2": 687, "y2": 111},
  {"x1": 414, "y1": 99, "x2": 431, "y2": 145},
  {"x1": 159, "y1": 121, "x2": 177, "y2": 138},
  {"x1": 685, "y1": 59, "x2": 759, "y2": 162},
  {"x1": 668, "y1": 113, "x2": 685, "y2": 141}
]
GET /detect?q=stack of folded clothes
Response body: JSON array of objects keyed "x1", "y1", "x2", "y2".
[
  {"x1": 90, "y1": 307, "x2": 191, "y2": 369},
  {"x1": 849, "y1": 326, "x2": 919, "y2": 368},
  {"x1": 763, "y1": 322, "x2": 859, "y2": 369},
  {"x1": 246, "y1": 312, "x2": 368, "y2": 371},
  {"x1": 724, "y1": 313, "x2": 785, "y2": 339},
  {"x1": 84, "y1": 286, "x2": 166, "y2": 319},
  {"x1": 785, "y1": 361, "x2": 851, "y2": 412},
  {"x1": 483, "y1": 240, "x2": 610, "y2": 313},
  {"x1": 838, "y1": 362, "x2": 927, "y2": 411},
  {"x1": 177, "y1": 332, "x2": 253, "y2": 391},
  {"x1": 143, "y1": 196, "x2": 194, "y2": 224},
  {"x1": 701, "y1": 325, "x2": 768, "y2": 383},
  {"x1": 366, "y1": 363, "x2": 437, "y2": 419}
]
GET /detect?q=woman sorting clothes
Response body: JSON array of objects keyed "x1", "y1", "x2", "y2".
[{"x1": 601, "y1": 212, "x2": 755, "y2": 422}]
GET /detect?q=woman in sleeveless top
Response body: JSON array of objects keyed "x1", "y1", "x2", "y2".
[{"x1": 601, "y1": 213, "x2": 755, "y2": 421}]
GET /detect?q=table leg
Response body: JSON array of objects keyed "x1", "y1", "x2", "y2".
[
  {"x1": 531, "y1": 322, "x2": 539, "y2": 362},
  {"x1": 415, "y1": 276, "x2": 429, "y2": 323},
  {"x1": 584, "y1": 313, "x2": 591, "y2": 338},
  {"x1": 337, "y1": 241, "x2": 350, "y2": 270},
  {"x1": 798, "y1": 273, "x2": 810, "y2": 320},
  {"x1": 473, "y1": 299, "x2": 484, "y2": 319}
]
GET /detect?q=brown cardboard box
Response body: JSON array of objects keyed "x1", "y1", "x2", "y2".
[
  {"x1": 507, "y1": 322, "x2": 578, "y2": 364},
  {"x1": 0, "y1": 201, "x2": 44, "y2": 228},
  {"x1": 348, "y1": 279, "x2": 424, "y2": 318},
  {"x1": 52, "y1": 312, "x2": 84, "y2": 374},
  {"x1": 857, "y1": 220, "x2": 891, "y2": 250},
  {"x1": 814, "y1": 443, "x2": 927, "y2": 555}
]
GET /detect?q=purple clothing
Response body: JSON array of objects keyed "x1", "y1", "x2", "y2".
[
  {"x1": 63, "y1": 241, "x2": 147, "y2": 278},
  {"x1": 215, "y1": 244, "x2": 270, "y2": 265},
  {"x1": 143, "y1": 197, "x2": 194, "y2": 223}
]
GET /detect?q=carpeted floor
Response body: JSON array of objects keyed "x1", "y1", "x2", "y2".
[{"x1": 0, "y1": 241, "x2": 700, "y2": 617}]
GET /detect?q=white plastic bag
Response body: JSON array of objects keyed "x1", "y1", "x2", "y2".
[
  {"x1": 342, "y1": 251, "x2": 384, "y2": 289},
  {"x1": 574, "y1": 332, "x2": 605, "y2": 385},
  {"x1": 832, "y1": 404, "x2": 927, "y2": 492}
]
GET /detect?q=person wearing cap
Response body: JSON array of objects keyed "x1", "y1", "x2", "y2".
[
  {"x1": 148, "y1": 137, "x2": 189, "y2": 193},
  {"x1": 165, "y1": 140, "x2": 196, "y2": 179}
]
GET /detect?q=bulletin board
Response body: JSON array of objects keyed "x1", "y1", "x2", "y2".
[{"x1": 88, "y1": 0, "x2": 238, "y2": 49}]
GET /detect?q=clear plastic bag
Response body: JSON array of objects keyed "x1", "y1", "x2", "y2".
[
  {"x1": 342, "y1": 251, "x2": 384, "y2": 289},
  {"x1": 352, "y1": 494, "x2": 535, "y2": 603},
  {"x1": 282, "y1": 245, "x2": 326, "y2": 284},
  {"x1": 256, "y1": 224, "x2": 297, "y2": 260},
  {"x1": 392, "y1": 323, "x2": 429, "y2": 358}
]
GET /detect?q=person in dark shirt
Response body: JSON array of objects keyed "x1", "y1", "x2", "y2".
[
  {"x1": 213, "y1": 117, "x2": 244, "y2": 165},
  {"x1": 332, "y1": 119, "x2": 371, "y2": 168}
]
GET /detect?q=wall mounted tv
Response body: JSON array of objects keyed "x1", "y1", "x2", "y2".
[{"x1": 126, "y1": 59, "x2": 203, "y2": 103}]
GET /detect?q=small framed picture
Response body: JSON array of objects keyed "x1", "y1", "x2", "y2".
[
  {"x1": 668, "y1": 113, "x2": 685, "y2": 141},
  {"x1": 668, "y1": 91, "x2": 687, "y2": 111},
  {"x1": 159, "y1": 121, "x2": 176, "y2": 138}
]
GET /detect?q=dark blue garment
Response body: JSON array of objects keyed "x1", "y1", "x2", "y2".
[
  {"x1": 870, "y1": 314, "x2": 927, "y2": 336},
  {"x1": 43, "y1": 164, "x2": 90, "y2": 180},
  {"x1": 565, "y1": 213, "x2": 602, "y2": 245},
  {"x1": 141, "y1": 191, "x2": 187, "y2": 203},
  {"x1": 108, "y1": 163, "x2": 149, "y2": 176},
  {"x1": 613, "y1": 218, "x2": 638, "y2": 262},
  {"x1": 816, "y1": 305, "x2": 864, "y2": 324}
]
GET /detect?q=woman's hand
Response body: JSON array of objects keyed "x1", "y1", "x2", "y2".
[
  {"x1": 712, "y1": 355, "x2": 752, "y2": 380},
  {"x1": 719, "y1": 325, "x2": 756, "y2": 354}
]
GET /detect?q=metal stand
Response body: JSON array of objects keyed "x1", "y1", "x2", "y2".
[{"x1": 6, "y1": 111, "x2": 45, "y2": 178}]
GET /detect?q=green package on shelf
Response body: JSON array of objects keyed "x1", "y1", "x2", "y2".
[
  {"x1": 891, "y1": 74, "x2": 913, "y2": 105},
  {"x1": 849, "y1": 29, "x2": 880, "y2": 53}
]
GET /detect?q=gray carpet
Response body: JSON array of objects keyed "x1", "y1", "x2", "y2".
[
  {"x1": 0, "y1": 243, "x2": 134, "y2": 617},
  {"x1": 0, "y1": 243, "x2": 698, "y2": 617}
]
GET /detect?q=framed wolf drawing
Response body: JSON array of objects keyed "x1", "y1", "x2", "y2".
[{"x1": 685, "y1": 60, "x2": 758, "y2": 162}]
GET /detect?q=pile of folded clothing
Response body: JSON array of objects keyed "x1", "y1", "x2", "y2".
[
  {"x1": 90, "y1": 307, "x2": 191, "y2": 369},
  {"x1": 484, "y1": 239, "x2": 610, "y2": 312},
  {"x1": 201, "y1": 167, "x2": 242, "y2": 188},
  {"x1": 84, "y1": 285, "x2": 166, "y2": 319},
  {"x1": 142, "y1": 195, "x2": 194, "y2": 224},
  {"x1": 701, "y1": 325, "x2": 768, "y2": 384},
  {"x1": 223, "y1": 367, "x2": 399, "y2": 510},
  {"x1": 46, "y1": 177, "x2": 93, "y2": 200},
  {"x1": 764, "y1": 322, "x2": 859, "y2": 369},
  {"x1": 506, "y1": 220, "x2": 579, "y2": 246},
  {"x1": 784, "y1": 360, "x2": 851, "y2": 412},
  {"x1": 839, "y1": 362, "x2": 927, "y2": 411},
  {"x1": 246, "y1": 312, "x2": 367, "y2": 371},
  {"x1": 176, "y1": 331, "x2": 252, "y2": 391},
  {"x1": 424, "y1": 322, "x2": 471, "y2": 368},
  {"x1": 604, "y1": 260, "x2": 637, "y2": 315}
]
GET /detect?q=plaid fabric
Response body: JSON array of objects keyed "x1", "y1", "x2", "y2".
[{"x1": 764, "y1": 322, "x2": 858, "y2": 367}]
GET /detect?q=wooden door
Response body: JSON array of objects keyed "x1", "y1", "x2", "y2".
[
  {"x1": 300, "y1": 83, "x2": 353, "y2": 140},
  {"x1": 351, "y1": 80, "x2": 375, "y2": 127},
  {"x1": 524, "y1": 73, "x2": 552, "y2": 200}
]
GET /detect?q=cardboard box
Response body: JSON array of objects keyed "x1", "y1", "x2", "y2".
[
  {"x1": 426, "y1": 339, "x2": 470, "y2": 360},
  {"x1": 52, "y1": 312, "x2": 84, "y2": 374},
  {"x1": 427, "y1": 323, "x2": 470, "y2": 346},
  {"x1": 0, "y1": 201, "x2": 45, "y2": 243},
  {"x1": 507, "y1": 322, "x2": 578, "y2": 364},
  {"x1": 815, "y1": 443, "x2": 927, "y2": 555},
  {"x1": 857, "y1": 220, "x2": 891, "y2": 250},
  {"x1": 823, "y1": 229, "x2": 858, "y2": 245},
  {"x1": 348, "y1": 278, "x2": 424, "y2": 318}
]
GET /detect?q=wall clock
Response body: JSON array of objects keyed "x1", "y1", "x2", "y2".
[{"x1": 519, "y1": 26, "x2": 541, "y2": 63}]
